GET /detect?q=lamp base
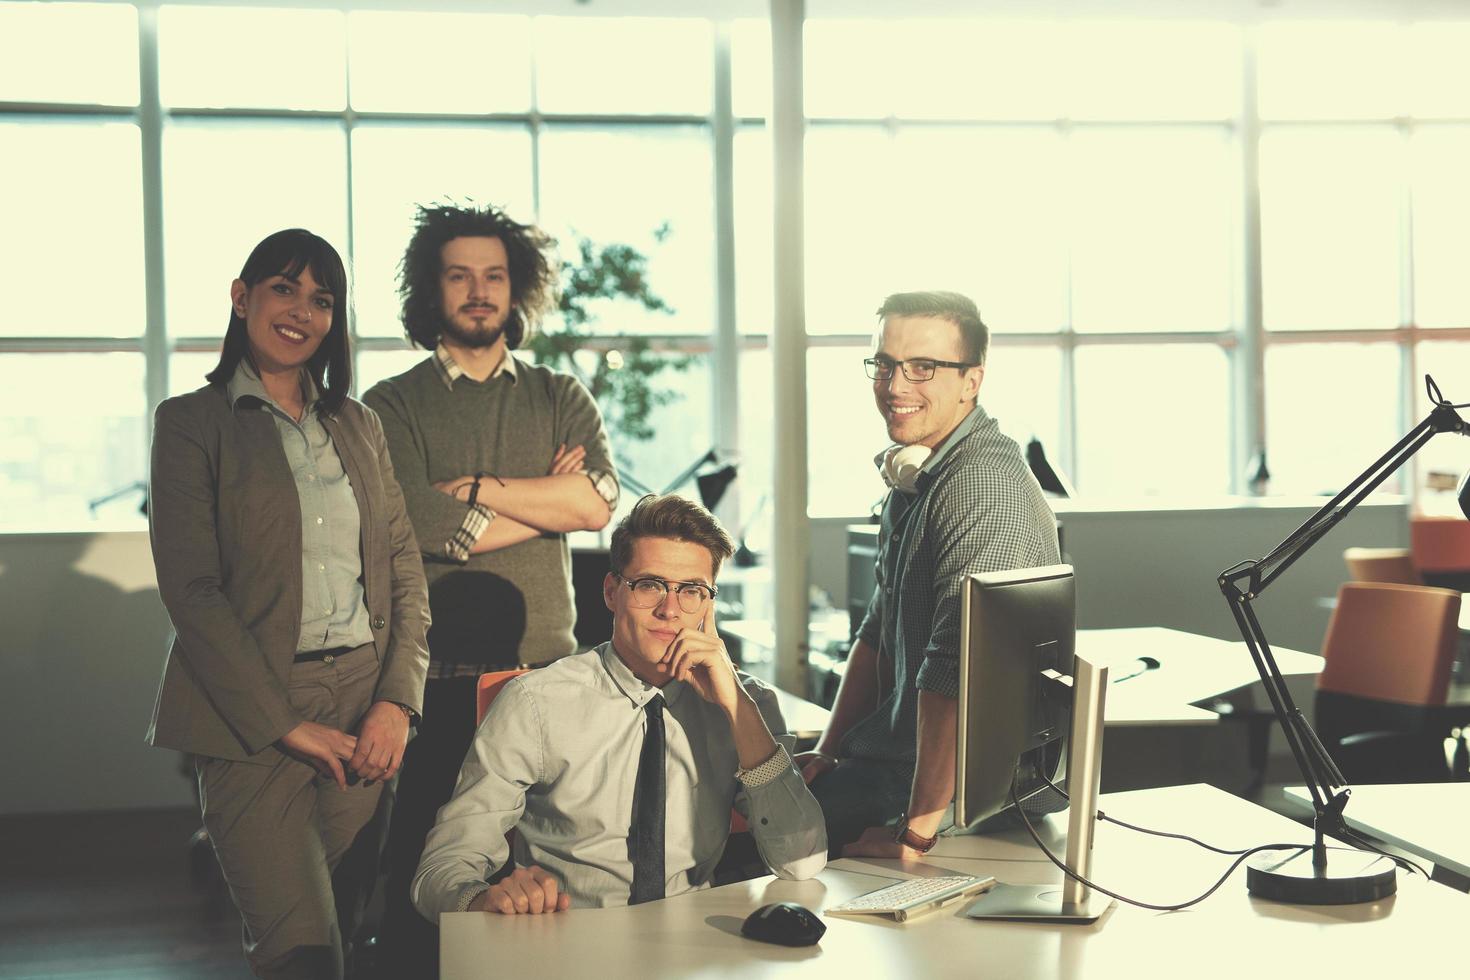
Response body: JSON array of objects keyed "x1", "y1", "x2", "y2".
[{"x1": 1246, "y1": 846, "x2": 1396, "y2": 904}]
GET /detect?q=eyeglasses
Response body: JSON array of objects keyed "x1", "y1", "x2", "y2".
[
  {"x1": 615, "y1": 575, "x2": 717, "y2": 613},
  {"x1": 864, "y1": 355, "x2": 978, "y2": 383}
]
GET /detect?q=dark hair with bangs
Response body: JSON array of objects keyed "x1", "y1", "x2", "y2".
[
  {"x1": 876, "y1": 290, "x2": 990, "y2": 366},
  {"x1": 398, "y1": 202, "x2": 557, "y2": 350},
  {"x1": 206, "y1": 228, "x2": 353, "y2": 413},
  {"x1": 609, "y1": 494, "x2": 735, "y2": 580}
]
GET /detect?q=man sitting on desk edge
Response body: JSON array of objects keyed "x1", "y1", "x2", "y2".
[
  {"x1": 412, "y1": 494, "x2": 827, "y2": 916},
  {"x1": 797, "y1": 290, "x2": 1061, "y2": 858}
]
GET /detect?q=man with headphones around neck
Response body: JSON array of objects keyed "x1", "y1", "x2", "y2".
[{"x1": 795, "y1": 291, "x2": 1061, "y2": 858}]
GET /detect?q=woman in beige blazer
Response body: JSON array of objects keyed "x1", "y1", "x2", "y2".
[{"x1": 146, "y1": 229, "x2": 430, "y2": 980}]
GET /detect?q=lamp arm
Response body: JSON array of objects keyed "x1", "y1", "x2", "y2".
[{"x1": 1217, "y1": 389, "x2": 1469, "y2": 836}]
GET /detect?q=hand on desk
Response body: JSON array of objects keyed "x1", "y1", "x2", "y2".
[
  {"x1": 841, "y1": 826, "x2": 927, "y2": 861},
  {"x1": 470, "y1": 866, "x2": 572, "y2": 915}
]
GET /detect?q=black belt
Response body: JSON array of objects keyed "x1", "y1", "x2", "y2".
[{"x1": 293, "y1": 645, "x2": 358, "y2": 665}]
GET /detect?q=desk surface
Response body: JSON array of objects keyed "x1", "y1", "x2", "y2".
[
  {"x1": 1283, "y1": 783, "x2": 1470, "y2": 881},
  {"x1": 771, "y1": 688, "x2": 829, "y2": 741},
  {"x1": 1076, "y1": 627, "x2": 1322, "y2": 727},
  {"x1": 441, "y1": 783, "x2": 1466, "y2": 980}
]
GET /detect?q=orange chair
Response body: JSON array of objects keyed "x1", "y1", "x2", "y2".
[
  {"x1": 476, "y1": 668, "x2": 532, "y2": 875},
  {"x1": 1409, "y1": 516, "x2": 1470, "y2": 591},
  {"x1": 1343, "y1": 547, "x2": 1420, "y2": 586},
  {"x1": 476, "y1": 668, "x2": 531, "y2": 725},
  {"x1": 1315, "y1": 582, "x2": 1460, "y2": 783}
]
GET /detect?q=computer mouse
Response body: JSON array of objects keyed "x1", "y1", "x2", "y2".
[{"x1": 741, "y1": 902, "x2": 826, "y2": 947}]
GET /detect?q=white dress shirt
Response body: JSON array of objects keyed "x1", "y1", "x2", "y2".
[{"x1": 411, "y1": 643, "x2": 827, "y2": 916}]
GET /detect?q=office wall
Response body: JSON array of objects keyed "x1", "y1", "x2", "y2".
[
  {"x1": 1, "y1": 530, "x2": 187, "y2": 816},
  {"x1": 812, "y1": 497, "x2": 1411, "y2": 656},
  {"x1": 2, "y1": 498, "x2": 1409, "y2": 814}
]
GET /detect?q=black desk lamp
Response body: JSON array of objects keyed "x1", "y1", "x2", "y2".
[
  {"x1": 1217, "y1": 375, "x2": 1470, "y2": 904},
  {"x1": 620, "y1": 449, "x2": 737, "y2": 512}
]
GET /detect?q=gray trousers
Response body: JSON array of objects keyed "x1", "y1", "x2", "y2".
[{"x1": 196, "y1": 643, "x2": 384, "y2": 980}]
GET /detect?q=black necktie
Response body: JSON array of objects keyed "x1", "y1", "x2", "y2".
[{"x1": 630, "y1": 695, "x2": 666, "y2": 905}]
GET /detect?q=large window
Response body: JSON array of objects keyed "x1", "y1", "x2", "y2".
[{"x1": 4, "y1": 5, "x2": 1469, "y2": 527}]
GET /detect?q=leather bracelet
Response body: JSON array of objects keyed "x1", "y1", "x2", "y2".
[
  {"x1": 466, "y1": 472, "x2": 485, "y2": 509},
  {"x1": 893, "y1": 817, "x2": 938, "y2": 854}
]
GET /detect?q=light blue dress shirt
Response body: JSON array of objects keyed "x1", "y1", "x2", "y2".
[{"x1": 227, "y1": 361, "x2": 374, "y2": 653}]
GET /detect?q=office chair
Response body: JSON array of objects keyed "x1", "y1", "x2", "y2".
[
  {"x1": 1409, "y1": 516, "x2": 1470, "y2": 592},
  {"x1": 1315, "y1": 582, "x2": 1460, "y2": 784},
  {"x1": 474, "y1": 669, "x2": 533, "y2": 883},
  {"x1": 476, "y1": 668, "x2": 532, "y2": 725},
  {"x1": 1343, "y1": 547, "x2": 1421, "y2": 586}
]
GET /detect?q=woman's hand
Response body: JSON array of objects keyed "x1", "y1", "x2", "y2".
[
  {"x1": 348, "y1": 701, "x2": 411, "y2": 784},
  {"x1": 278, "y1": 721, "x2": 357, "y2": 790}
]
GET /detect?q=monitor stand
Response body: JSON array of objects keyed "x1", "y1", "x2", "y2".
[{"x1": 963, "y1": 651, "x2": 1116, "y2": 924}]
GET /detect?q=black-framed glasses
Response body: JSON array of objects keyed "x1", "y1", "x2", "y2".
[
  {"x1": 615, "y1": 574, "x2": 717, "y2": 613},
  {"x1": 864, "y1": 355, "x2": 978, "y2": 383}
]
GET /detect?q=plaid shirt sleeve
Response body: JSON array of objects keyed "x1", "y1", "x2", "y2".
[{"x1": 444, "y1": 503, "x2": 494, "y2": 564}]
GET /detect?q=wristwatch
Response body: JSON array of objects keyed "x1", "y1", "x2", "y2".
[{"x1": 892, "y1": 816, "x2": 938, "y2": 854}]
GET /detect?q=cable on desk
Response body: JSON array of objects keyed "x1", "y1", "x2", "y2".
[
  {"x1": 1011, "y1": 779, "x2": 1309, "y2": 912},
  {"x1": 1035, "y1": 771, "x2": 1429, "y2": 879}
]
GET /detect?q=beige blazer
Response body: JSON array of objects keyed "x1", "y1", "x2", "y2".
[{"x1": 145, "y1": 383, "x2": 431, "y2": 763}]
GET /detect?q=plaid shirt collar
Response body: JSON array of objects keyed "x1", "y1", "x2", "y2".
[{"x1": 432, "y1": 342, "x2": 519, "y2": 391}]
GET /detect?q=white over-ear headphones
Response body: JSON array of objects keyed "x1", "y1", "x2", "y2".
[{"x1": 876, "y1": 444, "x2": 932, "y2": 493}]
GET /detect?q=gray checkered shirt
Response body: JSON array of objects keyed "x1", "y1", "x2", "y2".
[{"x1": 841, "y1": 405, "x2": 1060, "y2": 771}]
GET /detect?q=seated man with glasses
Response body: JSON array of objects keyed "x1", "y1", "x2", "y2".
[
  {"x1": 411, "y1": 494, "x2": 827, "y2": 917},
  {"x1": 797, "y1": 290, "x2": 1061, "y2": 859}
]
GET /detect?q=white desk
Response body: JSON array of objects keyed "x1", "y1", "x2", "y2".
[
  {"x1": 441, "y1": 784, "x2": 1465, "y2": 979},
  {"x1": 1075, "y1": 627, "x2": 1323, "y2": 727},
  {"x1": 1283, "y1": 783, "x2": 1470, "y2": 891},
  {"x1": 771, "y1": 688, "x2": 829, "y2": 742}
]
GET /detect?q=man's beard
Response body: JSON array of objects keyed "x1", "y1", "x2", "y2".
[{"x1": 439, "y1": 308, "x2": 508, "y2": 350}]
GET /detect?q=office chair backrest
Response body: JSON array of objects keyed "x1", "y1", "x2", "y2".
[
  {"x1": 1409, "y1": 516, "x2": 1470, "y2": 573},
  {"x1": 476, "y1": 668, "x2": 531, "y2": 725},
  {"x1": 1318, "y1": 582, "x2": 1459, "y2": 706},
  {"x1": 1343, "y1": 547, "x2": 1421, "y2": 586}
]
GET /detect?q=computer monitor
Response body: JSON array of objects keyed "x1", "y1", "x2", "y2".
[
  {"x1": 955, "y1": 564, "x2": 1075, "y2": 830},
  {"x1": 954, "y1": 563, "x2": 1113, "y2": 923}
]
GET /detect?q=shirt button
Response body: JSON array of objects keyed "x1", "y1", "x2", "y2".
[
  {"x1": 319, "y1": 563, "x2": 326, "y2": 571},
  {"x1": 323, "y1": 654, "x2": 335, "y2": 665},
  {"x1": 307, "y1": 474, "x2": 315, "y2": 482},
  {"x1": 372, "y1": 615, "x2": 386, "y2": 630},
  {"x1": 316, "y1": 517, "x2": 324, "y2": 525}
]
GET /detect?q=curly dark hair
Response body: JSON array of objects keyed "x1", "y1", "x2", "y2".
[{"x1": 398, "y1": 202, "x2": 557, "y2": 350}]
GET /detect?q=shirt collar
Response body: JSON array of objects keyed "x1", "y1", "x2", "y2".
[
  {"x1": 227, "y1": 358, "x2": 319, "y2": 418},
  {"x1": 432, "y1": 342, "x2": 519, "y2": 391},
  {"x1": 921, "y1": 404, "x2": 983, "y2": 475},
  {"x1": 596, "y1": 641, "x2": 685, "y2": 710}
]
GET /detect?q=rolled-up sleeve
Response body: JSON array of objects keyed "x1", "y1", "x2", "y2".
[
  {"x1": 734, "y1": 681, "x2": 827, "y2": 881},
  {"x1": 555, "y1": 374, "x2": 619, "y2": 513},
  {"x1": 411, "y1": 680, "x2": 542, "y2": 920}
]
